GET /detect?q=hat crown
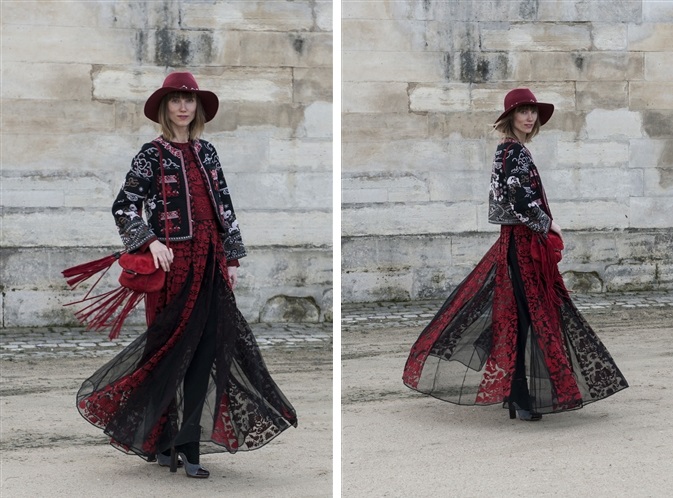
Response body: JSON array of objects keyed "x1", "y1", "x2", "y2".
[
  {"x1": 162, "y1": 72, "x2": 200, "y2": 92},
  {"x1": 503, "y1": 88, "x2": 538, "y2": 111}
]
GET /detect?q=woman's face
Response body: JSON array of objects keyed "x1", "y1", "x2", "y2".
[
  {"x1": 167, "y1": 93, "x2": 197, "y2": 130},
  {"x1": 512, "y1": 106, "x2": 538, "y2": 138}
]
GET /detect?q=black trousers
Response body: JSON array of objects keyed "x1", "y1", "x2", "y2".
[
  {"x1": 179, "y1": 296, "x2": 218, "y2": 444},
  {"x1": 507, "y1": 233, "x2": 533, "y2": 411}
]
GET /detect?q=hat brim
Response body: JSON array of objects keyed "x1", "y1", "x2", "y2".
[
  {"x1": 494, "y1": 102, "x2": 554, "y2": 127},
  {"x1": 144, "y1": 88, "x2": 219, "y2": 123}
]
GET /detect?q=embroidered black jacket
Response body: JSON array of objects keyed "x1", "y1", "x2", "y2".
[
  {"x1": 488, "y1": 140, "x2": 552, "y2": 234},
  {"x1": 112, "y1": 137, "x2": 247, "y2": 260}
]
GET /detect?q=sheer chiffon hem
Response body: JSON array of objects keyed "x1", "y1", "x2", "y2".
[
  {"x1": 403, "y1": 225, "x2": 628, "y2": 415},
  {"x1": 76, "y1": 221, "x2": 296, "y2": 459}
]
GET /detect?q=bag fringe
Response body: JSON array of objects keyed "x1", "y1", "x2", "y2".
[
  {"x1": 62, "y1": 252, "x2": 122, "y2": 289},
  {"x1": 68, "y1": 285, "x2": 145, "y2": 340}
]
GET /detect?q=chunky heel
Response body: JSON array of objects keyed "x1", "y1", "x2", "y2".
[
  {"x1": 170, "y1": 447, "x2": 178, "y2": 473},
  {"x1": 508, "y1": 403, "x2": 516, "y2": 419},
  {"x1": 510, "y1": 401, "x2": 542, "y2": 421},
  {"x1": 156, "y1": 448, "x2": 183, "y2": 469}
]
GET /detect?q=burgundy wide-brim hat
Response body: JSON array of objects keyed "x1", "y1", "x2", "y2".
[
  {"x1": 494, "y1": 88, "x2": 554, "y2": 126},
  {"x1": 144, "y1": 71, "x2": 219, "y2": 123}
]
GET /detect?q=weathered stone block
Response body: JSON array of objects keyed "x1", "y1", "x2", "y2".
[
  {"x1": 209, "y1": 102, "x2": 304, "y2": 138},
  {"x1": 629, "y1": 23, "x2": 673, "y2": 51},
  {"x1": 342, "y1": 82, "x2": 408, "y2": 114},
  {"x1": 2, "y1": 0, "x2": 106, "y2": 27},
  {"x1": 576, "y1": 82, "x2": 628, "y2": 110},
  {"x1": 481, "y1": 23, "x2": 592, "y2": 52},
  {"x1": 557, "y1": 141, "x2": 629, "y2": 168},
  {"x1": 450, "y1": 233, "x2": 499, "y2": 265},
  {"x1": 644, "y1": 52, "x2": 673, "y2": 81},
  {"x1": 425, "y1": 171, "x2": 489, "y2": 202},
  {"x1": 2, "y1": 175, "x2": 114, "y2": 208},
  {"x1": 2, "y1": 100, "x2": 116, "y2": 134},
  {"x1": 2, "y1": 209, "x2": 121, "y2": 248},
  {"x1": 426, "y1": 20, "x2": 481, "y2": 53},
  {"x1": 642, "y1": 168, "x2": 673, "y2": 197},
  {"x1": 512, "y1": 52, "x2": 582, "y2": 81},
  {"x1": 293, "y1": 67, "x2": 333, "y2": 104},
  {"x1": 341, "y1": 270, "x2": 413, "y2": 303},
  {"x1": 631, "y1": 82, "x2": 673, "y2": 110},
  {"x1": 591, "y1": 23, "x2": 628, "y2": 50},
  {"x1": 297, "y1": 101, "x2": 332, "y2": 138},
  {"x1": 342, "y1": 113, "x2": 429, "y2": 142},
  {"x1": 341, "y1": 188, "x2": 388, "y2": 205},
  {"x1": 342, "y1": 173, "x2": 429, "y2": 204},
  {"x1": 629, "y1": 139, "x2": 673, "y2": 169},
  {"x1": 629, "y1": 196, "x2": 673, "y2": 228},
  {"x1": 3, "y1": 25, "x2": 137, "y2": 64},
  {"x1": 321, "y1": 288, "x2": 333, "y2": 322},
  {"x1": 583, "y1": 109, "x2": 643, "y2": 140},
  {"x1": 343, "y1": 19, "x2": 427, "y2": 52},
  {"x1": 242, "y1": 211, "x2": 332, "y2": 247},
  {"x1": 342, "y1": 139, "x2": 487, "y2": 173},
  {"x1": 562, "y1": 271, "x2": 604, "y2": 293},
  {"x1": 553, "y1": 200, "x2": 630, "y2": 230},
  {"x1": 2, "y1": 62, "x2": 92, "y2": 100},
  {"x1": 537, "y1": 1, "x2": 641, "y2": 22},
  {"x1": 342, "y1": 202, "x2": 479, "y2": 237},
  {"x1": 542, "y1": 169, "x2": 579, "y2": 201},
  {"x1": 220, "y1": 31, "x2": 332, "y2": 68},
  {"x1": 342, "y1": 50, "x2": 444, "y2": 83},
  {"x1": 604, "y1": 263, "x2": 658, "y2": 291},
  {"x1": 641, "y1": 111, "x2": 673, "y2": 138},
  {"x1": 259, "y1": 295, "x2": 320, "y2": 323},
  {"x1": 180, "y1": 1, "x2": 315, "y2": 32},
  {"x1": 428, "y1": 111, "x2": 495, "y2": 139},
  {"x1": 643, "y1": 1, "x2": 673, "y2": 21},
  {"x1": 429, "y1": 1, "x2": 539, "y2": 22},
  {"x1": 269, "y1": 139, "x2": 332, "y2": 171},
  {"x1": 562, "y1": 232, "x2": 618, "y2": 264},
  {"x1": 409, "y1": 84, "x2": 471, "y2": 112}
]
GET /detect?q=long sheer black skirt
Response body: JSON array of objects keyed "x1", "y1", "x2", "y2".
[{"x1": 77, "y1": 220, "x2": 297, "y2": 458}]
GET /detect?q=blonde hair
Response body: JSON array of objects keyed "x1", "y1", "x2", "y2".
[
  {"x1": 494, "y1": 105, "x2": 541, "y2": 143},
  {"x1": 157, "y1": 91, "x2": 206, "y2": 141}
]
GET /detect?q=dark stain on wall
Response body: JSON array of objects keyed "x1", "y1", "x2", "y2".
[
  {"x1": 459, "y1": 51, "x2": 508, "y2": 83},
  {"x1": 293, "y1": 36, "x2": 305, "y2": 54},
  {"x1": 519, "y1": 0, "x2": 539, "y2": 19},
  {"x1": 154, "y1": 28, "x2": 213, "y2": 66},
  {"x1": 573, "y1": 53, "x2": 585, "y2": 71}
]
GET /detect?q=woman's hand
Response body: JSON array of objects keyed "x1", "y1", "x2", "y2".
[
  {"x1": 149, "y1": 240, "x2": 174, "y2": 272},
  {"x1": 550, "y1": 221, "x2": 562, "y2": 238},
  {"x1": 227, "y1": 266, "x2": 238, "y2": 290}
]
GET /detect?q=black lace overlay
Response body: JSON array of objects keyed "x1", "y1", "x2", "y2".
[{"x1": 77, "y1": 220, "x2": 296, "y2": 458}]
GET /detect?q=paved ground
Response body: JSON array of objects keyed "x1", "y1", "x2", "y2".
[
  {"x1": 342, "y1": 290, "x2": 673, "y2": 331},
  {"x1": 0, "y1": 322, "x2": 333, "y2": 497},
  {"x1": 341, "y1": 290, "x2": 673, "y2": 497},
  {"x1": 0, "y1": 322, "x2": 332, "y2": 361}
]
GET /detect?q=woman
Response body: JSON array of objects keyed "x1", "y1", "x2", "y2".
[
  {"x1": 403, "y1": 88, "x2": 628, "y2": 421},
  {"x1": 76, "y1": 72, "x2": 297, "y2": 477}
]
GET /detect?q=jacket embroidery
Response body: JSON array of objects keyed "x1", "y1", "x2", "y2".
[
  {"x1": 112, "y1": 137, "x2": 247, "y2": 260},
  {"x1": 488, "y1": 141, "x2": 552, "y2": 234}
]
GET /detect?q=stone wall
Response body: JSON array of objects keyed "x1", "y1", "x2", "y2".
[
  {"x1": 0, "y1": 1, "x2": 333, "y2": 326},
  {"x1": 342, "y1": 0, "x2": 673, "y2": 302}
]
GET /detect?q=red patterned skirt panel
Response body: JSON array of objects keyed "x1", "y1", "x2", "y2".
[
  {"x1": 403, "y1": 225, "x2": 628, "y2": 414},
  {"x1": 77, "y1": 220, "x2": 297, "y2": 458}
]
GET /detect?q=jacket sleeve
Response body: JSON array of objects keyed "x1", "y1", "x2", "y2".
[
  {"x1": 210, "y1": 146, "x2": 247, "y2": 261},
  {"x1": 111, "y1": 144, "x2": 158, "y2": 252},
  {"x1": 504, "y1": 144, "x2": 551, "y2": 234}
]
